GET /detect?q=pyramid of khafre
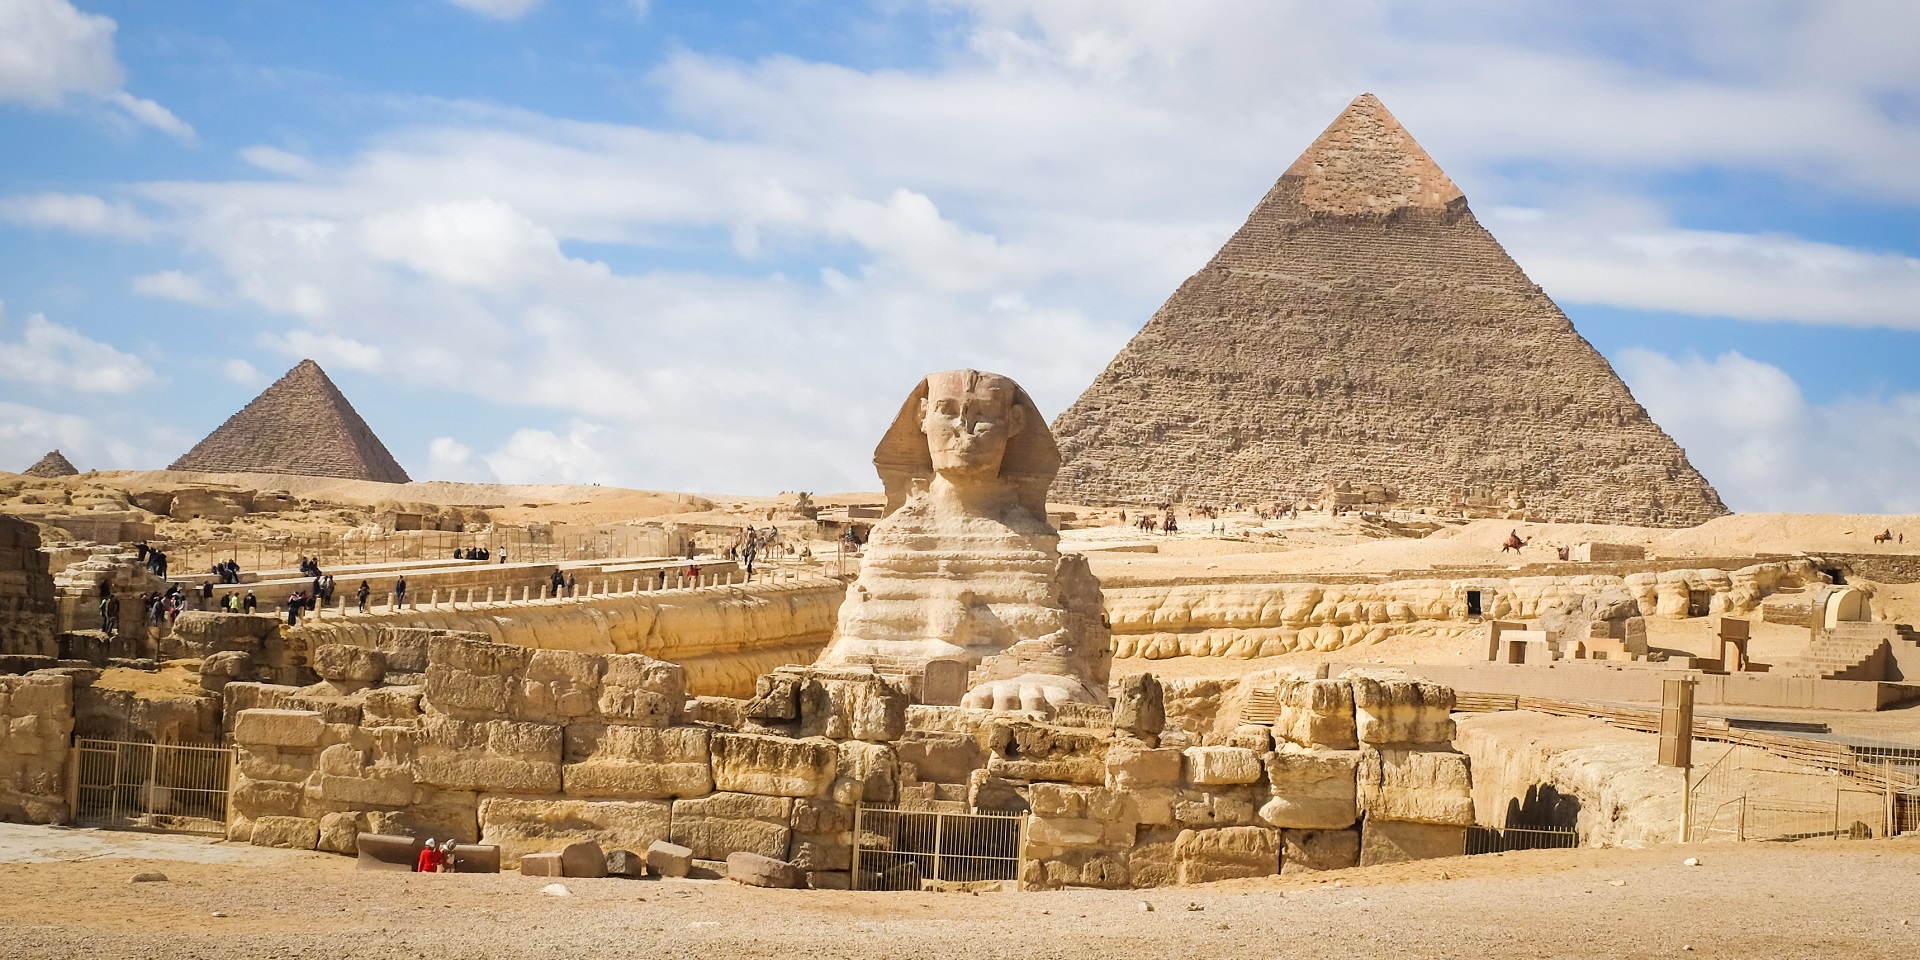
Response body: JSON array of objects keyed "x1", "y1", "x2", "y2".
[
  {"x1": 21, "y1": 450, "x2": 78, "y2": 478},
  {"x1": 1050, "y1": 94, "x2": 1727, "y2": 527},
  {"x1": 170, "y1": 359, "x2": 411, "y2": 483}
]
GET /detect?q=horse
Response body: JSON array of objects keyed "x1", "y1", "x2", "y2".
[{"x1": 1874, "y1": 529, "x2": 1894, "y2": 544}]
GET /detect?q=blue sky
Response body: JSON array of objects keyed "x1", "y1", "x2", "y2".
[{"x1": 2, "y1": 0, "x2": 1918, "y2": 512}]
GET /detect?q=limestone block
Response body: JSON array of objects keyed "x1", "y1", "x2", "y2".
[
  {"x1": 1272, "y1": 678, "x2": 1356, "y2": 750},
  {"x1": 1127, "y1": 826, "x2": 1181, "y2": 888},
  {"x1": 986, "y1": 720, "x2": 1107, "y2": 785},
  {"x1": 414, "y1": 715, "x2": 562, "y2": 794},
  {"x1": 646, "y1": 839, "x2": 693, "y2": 878},
  {"x1": 800, "y1": 673, "x2": 908, "y2": 742},
  {"x1": 233, "y1": 709, "x2": 325, "y2": 749},
  {"x1": 250, "y1": 815, "x2": 320, "y2": 850},
  {"x1": 1126, "y1": 787, "x2": 1177, "y2": 827},
  {"x1": 520, "y1": 853, "x2": 564, "y2": 876},
  {"x1": 478, "y1": 797, "x2": 671, "y2": 868},
  {"x1": 831, "y1": 740, "x2": 897, "y2": 805},
  {"x1": 519, "y1": 649, "x2": 603, "y2": 724},
  {"x1": 562, "y1": 724, "x2": 712, "y2": 799},
  {"x1": 1111, "y1": 673, "x2": 1165, "y2": 739},
  {"x1": 199, "y1": 650, "x2": 256, "y2": 693},
  {"x1": 1172, "y1": 787, "x2": 1258, "y2": 828},
  {"x1": 312, "y1": 644, "x2": 386, "y2": 684},
  {"x1": 1359, "y1": 818, "x2": 1466, "y2": 865},
  {"x1": 727, "y1": 851, "x2": 806, "y2": 888},
  {"x1": 1105, "y1": 742, "x2": 1182, "y2": 790},
  {"x1": 598, "y1": 654, "x2": 686, "y2": 726},
  {"x1": 606, "y1": 849, "x2": 647, "y2": 878},
  {"x1": 231, "y1": 774, "x2": 307, "y2": 821},
  {"x1": 366, "y1": 788, "x2": 480, "y2": 845},
  {"x1": 559, "y1": 840, "x2": 608, "y2": 878},
  {"x1": 1183, "y1": 746, "x2": 1264, "y2": 786},
  {"x1": 808, "y1": 870, "x2": 851, "y2": 890},
  {"x1": 361, "y1": 687, "x2": 422, "y2": 726},
  {"x1": 1356, "y1": 748, "x2": 1474, "y2": 826},
  {"x1": 691, "y1": 696, "x2": 749, "y2": 729},
  {"x1": 1026, "y1": 783, "x2": 1136, "y2": 842},
  {"x1": 1019, "y1": 847, "x2": 1129, "y2": 891},
  {"x1": 237, "y1": 745, "x2": 317, "y2": 784},
  {"x1": 424, "y1": 636, "x2": 529, "y2": 720},
  {"x1": 1222, "y1": 724, "x2": 1274, "y2": 752},
  {"x1": 1173, "y1": 826, "x2": 1281, "y2": 884},
  {"x1": 314, "y1": 742, "x2": 414, "y2": 807},
  {"x1": 1259, "y1": 747, "x2": 1360, "y2": 830},
  {"x1": 1281, "y1": 827, "x2": 1360, "y2": 874},
  {"x1": 788, "y1": 834, "x2": 851, "y2": 872},
  {"x1": 745, "y1": 673, "x2": 800, "y2": 721},
  {"x1": 317, "y1": 811, "x2": 364, "y2": 855},
  {"x1": 896, "y1": 733, "x2": 983, "y2": 785},
  {"x1": 449, "y1": 844, "x2": 501, "y2": 873},
  {"x1": 670, "y1": 792, "x2": 793, "y2": 860},
  {"x1": 356, "y1": 832, "x2": 424, "y2": 871},
  {"x1": 709, "y1": 733, "x2": 838, "y2": 798},
  {"x1": 1348, "y1": 674, "x2": 1456, "y2": 746}
]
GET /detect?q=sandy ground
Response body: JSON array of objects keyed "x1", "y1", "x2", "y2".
[{"x1": 2, "y1": 823, "x2": 1918, "y2": 959}]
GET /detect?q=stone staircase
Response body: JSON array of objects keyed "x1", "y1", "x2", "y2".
[{"x1": 1773, "y1": 625, "x2": 1891, "y2": 681}]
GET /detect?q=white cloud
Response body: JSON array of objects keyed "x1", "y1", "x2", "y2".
[
  {"x1": 222, "y1": 359, "x2": 261, "y2": 386},
  {"x1": 446, "y1": 0, "x2": 545, "y2": 20},
  {"x1": 1618, "y1": 349, "x2": 1920, "y2": 513},
  {"x1": 0, "y1": 0, "x2": 119, "y2": 107},
  {"x1": 30, "y1": 2, "x2": 1920, "y2": 504},
  {"x1": 0, "y1": 0, "x2": 191, "y2": 138},
  {"x1": 0, "y1": 308, "x2": 157, "y2": 393},
  {"x1": 103, "y1": 89, "x2": 192, "y2": 140},
  {"x1": 0, "y1": 192, "x2": 155, "y2": 238},
  {"x1": 132, "y1": 270, "x2": 213, "y2": 303},
  {"x1": 484, "y1": 422, "x2": 613, "y2": 484},
  {"x1": 259, "y1": 330, "x2": 381, "y2": 371}
]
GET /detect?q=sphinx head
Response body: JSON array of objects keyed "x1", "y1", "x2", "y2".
[
  {"x1": 873, "y1": 369, "x2": 1060, "y2": 519},
  {"x1": 919, "y1": 370, "x2": 1026, "y2": 486}
]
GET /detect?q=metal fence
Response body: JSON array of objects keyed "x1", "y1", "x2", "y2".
[
  {"x1": 71, "y1": 739, "x2": 233, "y2": 835},
  {"x1": 851, "y1": 805, "x2": 1026, "y2": 890},
  {"x1": 1466, "y1": 824, "x2": 1581, "y2": 855},
  {"x1": 1686, "y1": 741, "x2": 1920, "y2": 842}
]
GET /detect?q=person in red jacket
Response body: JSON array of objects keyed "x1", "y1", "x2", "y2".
[{"x1": 416, "y1": 839, "x2": 444, "y2": 873}]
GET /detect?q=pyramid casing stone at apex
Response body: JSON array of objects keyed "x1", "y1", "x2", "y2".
[{"x1": 1049, "y1": 93, "x2": 1727, "y2": 527}]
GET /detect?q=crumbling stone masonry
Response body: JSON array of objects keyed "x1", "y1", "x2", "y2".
[{"x1": 226, "y1": 632, "x2": 1472, "y2": 886}]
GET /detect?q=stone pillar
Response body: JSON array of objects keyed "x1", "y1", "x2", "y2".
[
  {"x1": 386, "y1": 593, "x2": 394, "y2": 613},
  {"x1": 486, "y1": 587, "x2": 495, "y2": 604},
  {"x1": 465, "y1": 588, "x2": 474, "y2": 607},
  {"x1": 431, "y1": 588, "x2": 440, "y2": 609}
]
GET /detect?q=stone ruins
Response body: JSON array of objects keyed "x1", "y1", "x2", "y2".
[
  {"x1": 1049, "y1": 93, "x2": 1728, "y2": 527},
  {"x1": 171, "y1": 359, "x2": 411, "y2": 483}
]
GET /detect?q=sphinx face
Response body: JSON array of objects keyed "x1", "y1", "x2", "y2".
[{"x1": 919, "y1": 370, "x2": 1026, "y2": 486}]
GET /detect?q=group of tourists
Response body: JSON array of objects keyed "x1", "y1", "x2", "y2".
[
  {"x1": 134, "y1": 542, "x2": 169, "y2": 579},
  {"x1": 725, "y1": 525, "x2": 782, "y2": 577},
  {"x1": 548, "y1": 569, "x2": 577, "y2": 597},
  {"x1": 415, "y1": 838, "x2": 461, "y2": 873},
  {"x1": 453, "y1": 546, "x2": 499, "y2": 562},
  {"x1": 1132, "y1": 509, "x2": 1180, "y2": 535},
  {"x1": 210, "y1": 558, "x2": 243, "y2": 584}
]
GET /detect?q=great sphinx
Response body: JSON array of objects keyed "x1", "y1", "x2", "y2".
[{"x1": 815, "y1": 370, "x2": 1110, "y2": 714}]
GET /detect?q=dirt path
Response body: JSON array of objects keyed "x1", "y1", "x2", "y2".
[{"x1": 3, "y1": 826, "x2": 1918, "y2": 959}]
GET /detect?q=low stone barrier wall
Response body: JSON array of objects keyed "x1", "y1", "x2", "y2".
[
  {"x1": 1106, "y1": 560, "x2": 1823, "y2": 660},
  {"x1": 223, "y1": 633, "x2": 1474, "y2": 887}
]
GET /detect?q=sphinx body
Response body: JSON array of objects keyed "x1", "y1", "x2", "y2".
[{"x1": 815, "y1": 370, "x2": 1109, "y2": 714}]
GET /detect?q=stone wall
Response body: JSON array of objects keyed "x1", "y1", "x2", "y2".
[
  {"x1": 284, "y1": 577, "x2": 843, "y2": 697},
  {"x1": 0, "y1": 516, "x2": 56, "y2": 657},
  {"x1": 227, "y1": 633, "x2": 1472, "y2": 887},
  {"x1": 1108, "y1": 560, "x2": 1822, "y2": 660},
  {"x1": 0, "y1": 673, "x2": 73, "y2": 824}
]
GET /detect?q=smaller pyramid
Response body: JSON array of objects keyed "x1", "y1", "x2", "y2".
[
  {"x1": 21, "y1": 450, "x2": 79, "y2": 478},
  {"x1": 170, "y1": 360, "x2": 411, "y2": 483}
]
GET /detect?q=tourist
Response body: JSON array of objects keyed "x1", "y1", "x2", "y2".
[
  {"x1": 285, "y1": 593, "x2": 303, "y2": 626},
  {"x1": 103, "y1": 595, "x2": 120, "y2": 637},
  {"x1": 243, "y1": 589, "x2": 257, "y2": 613},
  {"x1": 415, "y1": 839, "x2": 444, "y2": 874},
  {"x1": 394, "y1": 576, "x2": 408, "y2": 608},
  {"x1": 356, "y1": 581, "x2": 371, "y2": 613},
  {"x1": 565, "y1": 574, "x2": 577, "y2": 596}
]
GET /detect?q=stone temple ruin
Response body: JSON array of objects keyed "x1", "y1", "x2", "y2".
[{"x1": 1049, "y1": 93, "x2": 1728, "y2": 527}]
